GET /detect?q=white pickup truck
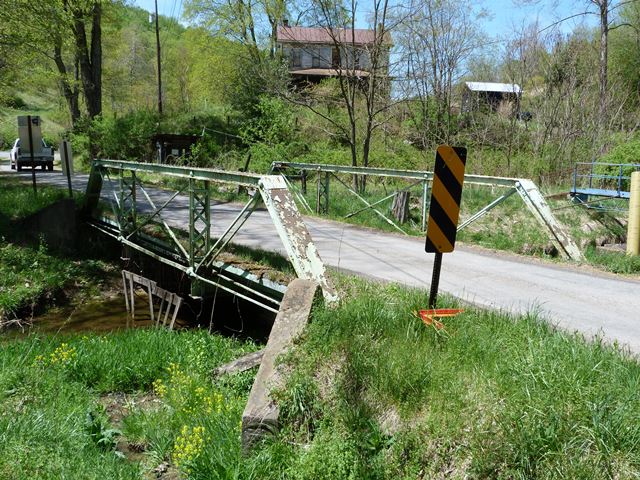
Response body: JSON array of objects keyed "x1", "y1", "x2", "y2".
[
  {"x1": 10, "y1": 138, "x2": 55, "y2": 171},
  {"x1": 9, "y1": 116, "x2": 54, "y2": 171}
]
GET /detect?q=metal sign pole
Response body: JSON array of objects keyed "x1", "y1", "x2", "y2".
[
  {"x1": 27, "y1": 115, "x2": 36, "y2": 195},
  {"x1": 428, "y1": 252, "x2": 443, "y2": 308},
  {"x1": 63, "y1": 140, "x2": 73, "y2": 198},
  {"x1": 425, "y1": 145, "x2": 467, "y2": 309}
]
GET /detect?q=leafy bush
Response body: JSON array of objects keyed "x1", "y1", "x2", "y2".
[
  {"x1": 601, "y1": 135, "x2": 640, "y2": 166},
  {"x1": 241, "y1": 96, "x2": 305, "y2": 172},
  {"x1": 0, "y1": 93, "x2": 26, "y2": 109},
  {"x1": 90, "y1": 110, "x2": 159, "y2": 161}
]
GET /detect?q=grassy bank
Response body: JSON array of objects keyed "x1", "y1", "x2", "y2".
[
  {"x1": 0, "y1": 328, "x2": 259, "y2": 479},
  {"x1": 2, "y1": 277, "x2": 638, "y2": 479},
  {"x1": 0, "y1": 175, "x2": 114, "y2": 325},
  {"x1": 263, "y1": 277, "x2": 640, "y2": 479}
]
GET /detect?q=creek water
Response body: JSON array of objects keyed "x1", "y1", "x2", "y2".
[
  {"x1": 5, "y1": 291, "x2": 274, "y2": 342},
  {"x1": 7, "y1": 294, "x2": 189, "y2": 336}
]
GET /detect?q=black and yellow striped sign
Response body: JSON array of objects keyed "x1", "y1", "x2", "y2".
[{"x1": 425, "y1": 145, "x2": 467, "y2": 253}]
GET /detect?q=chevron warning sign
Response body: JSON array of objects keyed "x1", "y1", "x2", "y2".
[{"x1": 425, "y1": 145, "x2": 467, "y2": 253}]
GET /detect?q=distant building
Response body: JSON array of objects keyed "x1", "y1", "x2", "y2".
[
  {"x1": 276, "y1": 22, "x2": 392, "y2": 85},
  {"x1": 462, "y1": 82, "x2": 522, "y2": 114},
  {"x1": 152, "y1": 133, "x2": 200, "y2": 164}
]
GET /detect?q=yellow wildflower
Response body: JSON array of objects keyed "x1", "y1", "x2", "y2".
[{"x1": 172, "y1": 425, "x2": 206, "y2": 468}]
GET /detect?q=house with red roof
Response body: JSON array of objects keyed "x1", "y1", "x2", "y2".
[{"x1": 276, "y1": 21, "x2": 392, "y2": 84}]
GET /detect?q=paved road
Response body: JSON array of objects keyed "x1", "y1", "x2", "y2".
[{"x1": 2, "y1": 162, "x2": 639, "y2": 352}]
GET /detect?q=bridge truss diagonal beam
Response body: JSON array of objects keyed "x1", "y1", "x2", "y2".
[{"x1": 84, "y1": 160, "x2": 338, "y2": 307}]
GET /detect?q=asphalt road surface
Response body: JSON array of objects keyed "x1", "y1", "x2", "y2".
[{"x1": 1, "y1": 160, "x2": 639, "y2": 353}]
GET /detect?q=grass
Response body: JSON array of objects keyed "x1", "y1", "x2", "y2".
[
  {"x1": 0, "y1": 174, "x2": 72, "y2": 231},
  {"x1": 0, "y1": 175, "x2": 112, "y2": 324},
  {"x1": 583, "y1": 245, "x2": 640, "y2": 274},
  {"x1": 0, "y1": 240, "x2": 114, "y2": 323},
  {"x1": 0, "y1": 91, "x2": 66, "y2": 149},
  {"x1": 259, "y1": 276, "x2": 640, "y2": 479},
  {"x1": 1, "y1": 276, "x2": 639, "y2": 478},
  {"x1": 0, "y1": 328, "x2": 259, "y2": 479}
]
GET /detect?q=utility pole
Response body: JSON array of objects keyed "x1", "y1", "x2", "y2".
[{"x1": 154, "y1": 0, "x2": 163, "y2": 114}]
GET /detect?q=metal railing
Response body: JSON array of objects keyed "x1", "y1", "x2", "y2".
[
  {"x1": 272, "y1": 161, "x2": 583, "y2": 261},
  {"x1": 84, "y1": 159, "x2": 338, "y2": 310},
  {"x1": 571, "y1": 162, "x2": 640, "y2": 200}
]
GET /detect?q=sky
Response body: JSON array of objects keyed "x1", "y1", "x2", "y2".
[{"x1": 133, "y1": 0, "x2": 599, "y2": 37}]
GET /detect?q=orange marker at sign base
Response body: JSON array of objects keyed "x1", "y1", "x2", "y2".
[{"x1": 414, "y1": 308, "x2": 465, "y2": 330}]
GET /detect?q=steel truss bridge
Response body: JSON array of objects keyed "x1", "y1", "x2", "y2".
[
  {"x1": 83, "y1": 159, "x2": 583, "y2": 315},
  {"x1": 271, "y1": 161, "x2": 583, "y2": 261},
  {"x1": 84, "y1": 160, "x2": 337, "y2": 314}
]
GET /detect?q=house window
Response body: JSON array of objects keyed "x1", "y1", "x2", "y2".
[
  {"x1": 290, "y1": 48, "x2": 301, "y2": 68},
  {"x1": 312, "y1": 48, "x2": 321, "y2": 68}
]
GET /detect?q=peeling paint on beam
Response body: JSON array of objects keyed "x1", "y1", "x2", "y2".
[{"x1": 259, "y1": 176, "x2": 338, "y2": 302}]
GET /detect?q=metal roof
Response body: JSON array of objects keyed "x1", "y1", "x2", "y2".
[
  {"x1": 276, "y1": 25, "x2": 392, "y2": 46},
  {"x1": 465, "y1": 82, "x2": 521, "y2": 94}
]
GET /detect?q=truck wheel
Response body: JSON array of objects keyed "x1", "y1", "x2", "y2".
[
  {"x1": 41, "y1": 164, "x2": 46, "y2": 171},
  {"x1": 10, "y1": 162, "x2": 15, "y2": 170},
  {"x1": 48, "y1": 163, "x2": 53, "y2": 171},
  {"x1": 17, "y1": 164, "x2": 22, "y2": 172}
]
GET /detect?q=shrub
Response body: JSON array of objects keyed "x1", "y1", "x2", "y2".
[{"x1": 72, "y1": 110, "x2": 159, "y2": 162}]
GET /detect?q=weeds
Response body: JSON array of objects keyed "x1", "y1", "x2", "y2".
[
  {"x1": 0, "y1": 328, "x2": 258, "y2": 479},
  {"x1": 269, "y1": 276, "x2": 640, "y2": 479}
]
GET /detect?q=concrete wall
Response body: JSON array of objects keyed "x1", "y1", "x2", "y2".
[
  {"x1": 241, "y1": 279, "x2": 322, "y2": 450},
  {"x1": 18, "y1": 199, "x2": 77, "y2": 252}
]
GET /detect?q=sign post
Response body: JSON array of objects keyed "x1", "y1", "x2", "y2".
[
  {"x1": 425, "y1": 145, "x2": 467, "y2": 308},
  {"x1": 60, "y1": 139, "x2": 74, "y2": 198},
  {"x1": 26, "y1": 115, "x2": 37, "y2": 195}
]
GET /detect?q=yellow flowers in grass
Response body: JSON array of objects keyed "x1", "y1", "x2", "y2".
[
  {"x1": 32, "y1": 343, "x2": 77, "y2": 367},
  {"x1": 152, "y1": 378, "x2": 168, "y2": 398},
  {"x1": 173, "y1": 425, "x2": 206, "y2": 470},
  {"x1": 153, "y1": 362, "x2": 230, "y2": 416}
]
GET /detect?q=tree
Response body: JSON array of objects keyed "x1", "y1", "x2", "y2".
[
  {"x1": 396, "y1": 0, "x2": 484, "y2": 148},
  {"x1": 281, "y1": 0, "x2": 395, "y2": 192},
  {"x1": 0, "y1": 0, "x2": 105, "y2": 124},
  {"x1": 184, "y1": 0, "x2": 296, "y2": 112},
  {"x1": 71, "y1": 0, "x2": 103, "y2": 119},
  {"x1": 184, "y1": 0, "x2": 301, "y2": 57}
]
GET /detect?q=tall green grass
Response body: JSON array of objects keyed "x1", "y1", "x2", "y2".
[
  {"x1": 0, "y1": 175, "x2": 69, "y2": 231},
  {"x1": 0, "y1": 328, "x2": 259, "y2": 479},
  {"x1": 2, "y1": 278, "x2": 639, "y2": 478},
  {"x1": 265, "y1": 277, "x2": 640, "y2": 479}
]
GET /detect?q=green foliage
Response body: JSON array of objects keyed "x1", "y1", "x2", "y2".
[
  {"x1": 584, "y1": 246, "x2": 640, "y2": 274},
  {"x1": 0, "y1": 177, "x2": 68, "y2": 228},
  {"x1": 241, "y1": 96, "x2": 305, "y2": 172},
  {"x1": 0, "y1": 92, "x2": 27, "y2": 109},
  {"x1": 265, "y1": 277, "x2": 640, "y2": 479},
  {"x1": 0, "y1": 328, "x2": 257, "y2": 479},
  {"x1": 84, "y1": 110, "x2": 160, "y2": 161},
  {"x1": 291, "y1": 430, "x2": 362, "y2": 480},
  {"x1": 600, "y1": 135, "x2": 640, "y2": 166},
  {"x1": 232, "y1": 55, "x2": 289, "y2": 115},
  {"x1": 1, "y1": 277, "x2": 639, "y2": 478},
  {"x1": 85, "y1": 407, "x2": 121, "y2": 452}
]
